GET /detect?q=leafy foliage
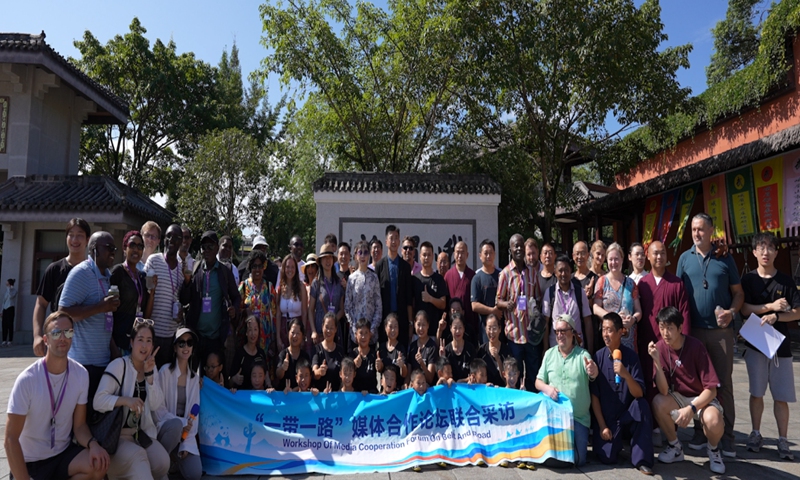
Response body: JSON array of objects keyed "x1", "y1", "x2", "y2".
[
  {"x1": 259, "y1": 0, "x2": 459, "y2": 172},
  {"x1": 609, "y1": 0, "x2": 800, "y2": 185},
  {"x1": 707, "y1": 0, "x2": 766, "y2": 87}
]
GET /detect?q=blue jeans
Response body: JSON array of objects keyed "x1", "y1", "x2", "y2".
[
  {"x1": 508, "y1": 340, "x2": 543, "y2": 392},
  {"x1": 574, "y1": 421, "x2": 589, "y2": 466}
]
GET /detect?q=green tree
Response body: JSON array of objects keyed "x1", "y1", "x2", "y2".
[
  {"x1": 442, "y1": 0, "x2": 691, "y2": 242},
  {"x1": 259, "y1": 0, "x2": 458, "y2": 172},
  {"x1": 706, "y1": 0, "x2": 768, "y2": 87},
  {"x1": 73, "y1": 18, "x2": 219, "y2": 196},
  {"x1": 176, "y1": 128, "x2": 268, "y2": 236}
]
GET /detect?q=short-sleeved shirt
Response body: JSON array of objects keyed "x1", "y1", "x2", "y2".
[
  {"x1": 496, "y1": 263, "x2": 540, "y2": 344},
  {"x1": 59, "y1": 258, "x2": 112, "y2": 366},
  {"x1": 310, "y1": 275, "x2": 345, "y2": 334},
  {"x1": 741, "y1": 270, "x2": 799, "y2": 358},
  {"x1": 378, "y1": 342, "x2": 407, "y2": 372},
  {"x1": 413, "y1": 271, "x2": 448, "y2": 336},
  {"x1": 542, "y1": 280, "x2": 590, "y2": 347},
  {"x1": 537, "y1": 345, "x2": 593, "y2": 427},
  {"x1": 144, "y1": 254, "x2": 182, "y2": 338},
  {"x1": 654, "y1": 335, "x2": 720, "y2": 398},
  {"x1": 110, "y1": 263, "x2": 151, "y2": 349},
  {"x1": 591, "y1": 345, "x2": 645, "y2": 423},
  {"x1": 8, "y1": 358, "x2": 89, "y2": 462},
  {"x1": 477, "y1": 341, "x2": 512, "y2": 386},
  {"x1": 277, "y1": 348, "x2": 311, "y2": 389},
  {"x1": 349, "y1": 347, "x2": 379, "y2": 393},
  {"x1": 231, "y1": 346, "x2": 268, "y2": 390},
  {"x1": 36, "y1": 257, "x2": 74, "y2": 312},
  {"x1": 676, "y1": 245, "x2": 741, "y2": 329},
  {"x1": 312, "y1": 343, "x2": 345, "y2": 391},
  {"x1": 408, "y1": 337, "x2": 438, "y2": 379},
  {"x1": 574, "y1": 270, "x2": 598, "y2": 297},
  {"x1": 389, "y1": 256, "x2": 401, "y2": 312},
  {"x1": 471, "y1": 269, "x2": 500, "y2": 327},
  {"x1": 444, "y1": 341, "x2": 476, "y2": 382}
]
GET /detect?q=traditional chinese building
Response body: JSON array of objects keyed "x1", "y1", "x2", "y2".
[
  {"x1": 313, "y1": 172, "x2": 501, "y2": 270},
  {"x1": 0, "y1": 32, "x2": 173, "y2": 344}
]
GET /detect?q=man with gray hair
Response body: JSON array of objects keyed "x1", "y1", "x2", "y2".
[{"x1": 676, "y1": 212, "x2": 743, "y2": 457}]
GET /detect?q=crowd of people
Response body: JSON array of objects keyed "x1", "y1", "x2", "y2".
[{"x1": 4, "y1": 213, "x2": 798, "y2": 479}]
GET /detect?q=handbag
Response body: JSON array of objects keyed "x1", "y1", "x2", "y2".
[{"x1": 90, "y1": 360, "x2": 127, "y2": 455}]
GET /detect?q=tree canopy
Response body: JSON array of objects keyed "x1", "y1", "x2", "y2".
[{"x1": 706, "y1": 0, "x2": 767, "y2": 87}]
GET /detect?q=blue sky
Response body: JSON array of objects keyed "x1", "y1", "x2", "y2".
[{"x1": 6, "y1": 0, "x2": 730, "y2": 109}]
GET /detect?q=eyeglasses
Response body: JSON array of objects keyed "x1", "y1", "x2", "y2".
[
  {"x1": 250, "y1": 263, "x2": 264, "y2": 270},
  {"x1": 143, "y1": 233, "x2": 160, "y2": 241},
  {"x1": 134, "y1": 318, "x2": 154, "y2": 327},
  {"x1": 100, "y1": 244, "x2": 118, "y2": 253},
  {"x1": 755, "y1": 246, "x2": 777, "y2": 253},
  {"x1": 554, "y1": 328, "x2": 573, "y2": 336},
  {"x1": 356, "y1": 250, "x2": 369, "y2": 256},
  {"x1": 402, "y1": 246, "x2": 414, "y2": 251},
  {"x1": 177, "y1": 339, "x2": 195, "y2": 348},
  {"x1": 47, "y1": 328, "x2": 74, "y2": 339},
  {"x1": 127, "y1": 242, "x2": 145, "y2": 250},
  {"x1": 204, "y1": 364, "x2": 221, "y2": 370},
  {"x1": 200, "y1": 243, "x2": 216, "y2": 251}
]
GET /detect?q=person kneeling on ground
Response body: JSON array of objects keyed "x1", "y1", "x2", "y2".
[{"x1": 649, "y1": 306, "x2": 726, "y2": 475}]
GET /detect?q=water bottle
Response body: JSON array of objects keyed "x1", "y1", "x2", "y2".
[
  {"x1": 714, "y1": 305, "x2": 724, "y2": 327},
  {"x1": 670, "y1": 409, "x2": 680, "y2": 423},
  {"x1": 108, "y1": 285, "x2": 120, "y2": 298}
]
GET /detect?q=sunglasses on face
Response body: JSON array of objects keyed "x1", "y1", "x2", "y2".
[
  {"x1": 177, "y1": 339, "x2": 195, "y2": 348},
  {"x1": 554, "y1": 328, "x2": 573, "y2": 335},
  {"x1": 100, "y1": 244, "x2": 118, "y2": 253},
  {"x1": 402, "y1": 246, "x2": 414, "y2": 251},
  {"x1": 47, "y1": 328, "x2": 74, "y2": 340},
  {"x1": 250, "y1": 263, "x2": 265, "y2": 270},
  {"x1": 356, "y1": 250, "x2": 369, "y2": 256},
  {"x1": 127, "y1": 242, "x2": 145, "y2": 250}
]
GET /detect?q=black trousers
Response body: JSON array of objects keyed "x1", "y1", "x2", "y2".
[{"x1": 2, "y1": 307, "x2": 14, "y2": 342}]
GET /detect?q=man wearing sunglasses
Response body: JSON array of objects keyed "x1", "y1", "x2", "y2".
[
  {"x1": 6, "y1": 311, "x2": 110, "y2": 480},
  {"x1": 59, "y1": 231, "x2": 120, "y2": 416}
]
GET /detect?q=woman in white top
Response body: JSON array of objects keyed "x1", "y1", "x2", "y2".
[
  {"x1": 155, "y1": 327, "x2": 202, "y2": 480},
  {"x1": 94, "y1": 319, "x2": 169, "y2": 480},
  {"x1": 279, "y1": 254, "x2": 309, "y2": 354}
]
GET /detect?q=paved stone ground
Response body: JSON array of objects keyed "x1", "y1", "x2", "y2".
[{"x1": 0, "y1": 336, "x2": 799, "y2": 480}]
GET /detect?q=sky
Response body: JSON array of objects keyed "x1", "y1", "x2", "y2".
[{"x1": 5, "y1": 0, "x2": 731, "y2": 109}]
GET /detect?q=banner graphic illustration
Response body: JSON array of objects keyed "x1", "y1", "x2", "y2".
[
  {"x1": 198, "y1": 381, "x2": 575, "y2": 475},
  {"x1": 669, "y1": 184, "x2": 699, "y2": 252},
  {"x1": 782, "y1": 150, "x2": 800, "y2": 236},
  {"x1": 725, "y1": 166, "x2": 758, "y2": 242},
  {"x1": 656, "y1": 189, "x2": 680, "y2": 244},
  {"x1": 753, "y1": 157, "x2": 784, "y2": 235},
  {"x1": 702, "y1": 175, "x2": 729, "y2": 242},
  {"x1": 641, "y1": 195, "x2": 662, "y2": 250}
]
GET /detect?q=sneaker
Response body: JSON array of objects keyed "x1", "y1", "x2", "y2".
[
  {"x1": 721, "y1": 437, "x2": 736, "y2": 458},
  {"x1": 658, "y1": 443, "x2": 684, "y2": 464},
  {"x1": 747, "y1": 431, "x2": 764, "y2": 452},
  {"x1": 412, "y1": 465, "x2": 422, "y2": 472},
  {"x1": 708, "y1": 447, "x2": 725, "y2": 474},
  {"x1": 517, "y1": 461, "x2": 527, "y2": 469},
  {"x1": 688, "y1": 430, "x2": 707, "y2": 450},
  {"x1": 476, "y1": 459, "x2": 487, "y2": 467},
  {"x1": 525, "y1": 463, "x2": 537, "y2": 471},
  {"x1": 499, "y1": 460, "x2": 510, "y2": 468},
  {"x1": 437, "y1": 462, "x2": 447, "y2": 469},
  {"x1": 778, "y1": 438, "x2": 795, "y2": 461}
]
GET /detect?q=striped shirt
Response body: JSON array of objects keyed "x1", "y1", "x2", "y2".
[
  {"x1": 496, "y1": 263, "x2": 538, "y2": 344},
  {"x1": 144, "y1": 254, "x2": 181, "y2": 338},
  {"x1": 59, "y1": 258, "x2": 112, "y2": 366}
]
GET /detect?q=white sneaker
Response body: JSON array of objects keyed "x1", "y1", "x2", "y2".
[
  {"x1": 658, "y1": 442, "x2": 684, "y2": 464},
  {"x1": 708, "y1": 447, "x2": 725, "y2": 474}
]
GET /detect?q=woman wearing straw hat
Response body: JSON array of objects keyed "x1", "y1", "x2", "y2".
[{"x1": 309, "y1": 245, "x2": 346, "y2": 349}]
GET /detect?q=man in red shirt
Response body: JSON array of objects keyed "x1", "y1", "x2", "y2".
[{"x1": 444, "y1": 241, "x2": 477, "y2": 342}]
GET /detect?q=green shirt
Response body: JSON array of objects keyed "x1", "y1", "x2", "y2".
[
  {"x1": 537, "y1": 344, "x2": 592, "y2": 427},
  {"x1": 197, "y1": 261, "x2": 223, "y2": 339}
]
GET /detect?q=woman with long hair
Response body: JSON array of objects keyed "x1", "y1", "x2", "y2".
[
  {"x1": 279, "y1": 254, "x2": 309, "y2": 354},
  {"x1": 110, "y1": 231, "x2": 155, "y2": 356},
  {"x1": 308, "y1": 245, "x2": 344, "y2": 348}
]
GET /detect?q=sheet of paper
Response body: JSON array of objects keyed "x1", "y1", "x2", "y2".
[{"x1": 739, "y1": 313, "x2": 786, "y2": 359}]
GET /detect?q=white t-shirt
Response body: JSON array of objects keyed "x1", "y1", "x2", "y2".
[{"x1": 8, "y1": 358, "x2": 89, "y2": 462}]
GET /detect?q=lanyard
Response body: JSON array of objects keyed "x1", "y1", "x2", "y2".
[
  {"x1": 90, "y1": 258, "x2": 108, "y2": 300},
  {"x1": 323, "y1": 276, "x2": 335, "y2": 307},
  {"x1": 558, "y1": 287, "x2": 574, "y2": 314},
  {"x1": 42, "y1": 359, "x2": 69, "y2": 449},
  {"x1": 124, "y1": 264, "x2": 143, "y2": 308},
  {"x1": 204, "y1": 271, "x2": 211, "y2": 297},
  {"x1": 164, "y1": 253, "x2": 179, "y2": 300}
]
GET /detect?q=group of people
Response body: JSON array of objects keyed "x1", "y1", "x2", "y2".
[{"x1": 4, "y1": 213, "x2": 797, "y2": 479}]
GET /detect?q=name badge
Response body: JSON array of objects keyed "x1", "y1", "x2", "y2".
[
  {"x1": 105, "y1": 312, "x2": 114, "y2": 332},
  {"x1": 517, "y1": 295, "x2": 527, "y2": 311},
  {"x1": 202, "y1": 296, "x2": 212, "y2": 313},
  {"x1": 173, "y1": 301, "x2": 181, "y2": 319},
  {"x1": 327, "y1": 304, "x2": 336, "y2": 313}
]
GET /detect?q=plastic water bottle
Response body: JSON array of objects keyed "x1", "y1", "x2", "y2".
[{"x1": 670, "y1": 409, "x2": 680, "y2": 423}]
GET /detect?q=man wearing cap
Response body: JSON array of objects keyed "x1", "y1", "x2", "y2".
[
  {"x1": 239, "y1": 235, "x2": 278, "y2": 286},
  {"x1": 180, "y1": 231, "x2": 241, "y2": 366},
  {"x1": 535, "y1": 313, "x2": 598, "y2": 466}
]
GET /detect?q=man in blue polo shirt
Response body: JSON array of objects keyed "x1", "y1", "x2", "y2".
[{"x1": 676, "y1": 213, "x2": 743, "y2": 457}]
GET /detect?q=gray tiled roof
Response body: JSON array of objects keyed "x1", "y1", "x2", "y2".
[
  {"x1": 0, "y1": 32, "x2": 128, "y2": 121},
  {"x1": 0, "y1": 175, "x2": 174, "y2": 225},
  {"x1": 313, "y1": 172, "x2": 501, "y2": 195}
]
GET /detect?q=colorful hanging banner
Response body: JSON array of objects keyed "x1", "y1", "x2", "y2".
[
  {"x1": 702, "y1": 175, "x2": 729, "y2": 242},
  {"x1": 782, "y1": 150, "x2": 800, "y2": 237},
  {"x1": 725, "y1": 166, "x2": 758, "y2": 242},
  {"x1": 641, "y1": 195, "x2": 663, "y2": 250},
  {"x1": 656, "y1": 189, "x2": 680, "y2": 244},
  {"x1": 198, "y1": 381, "x2": 575, "y2": 476},
  {"x1": 753, "y1": 157, "x2": 784, "y2": 235},
  {"x1": 669, "y1": 184, "x2": 700, "y2": 252}
]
